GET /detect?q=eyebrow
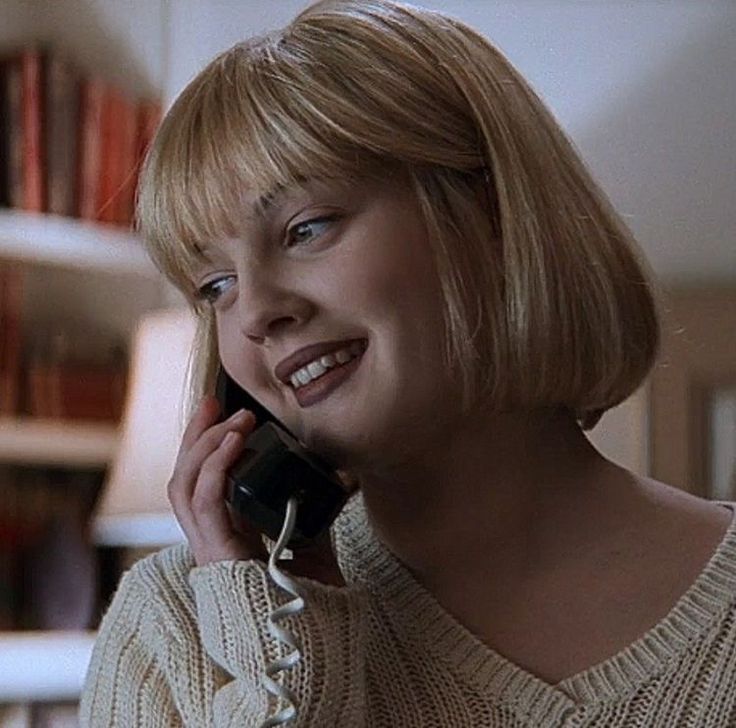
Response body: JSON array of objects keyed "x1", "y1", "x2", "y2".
[
  {"x1": 247, "y1": 177, "x2": 313, "y2": 222},
  {"x1": 193, "y1": 178, "x2": 317, "y2": 259},
  {"x1": 251, "y1": 186, "x2": 285, "y2": 219}
]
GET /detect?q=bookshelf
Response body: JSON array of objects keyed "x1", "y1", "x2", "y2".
[
  {"x1": 1, "y1": 3, "x2": 167, "y2": 720},
  {"x1": 0, "y1": 211, "x2": 164, "y2": 711}
]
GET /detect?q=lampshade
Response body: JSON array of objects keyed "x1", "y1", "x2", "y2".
[{"x1": 93, "y1": 307, "x2": 197, "y2": 546}]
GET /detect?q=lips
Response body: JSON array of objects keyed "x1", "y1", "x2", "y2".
[
  {"x1": 274, "y1": 338, "x2": 367, "y2": 385},
  {"x1": 292, "y1": 348, "x2": 364, "y2": 408}
]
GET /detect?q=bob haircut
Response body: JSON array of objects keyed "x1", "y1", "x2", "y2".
[{"x1": 136, "y1": 0, "x2": 662, "y2": 431}]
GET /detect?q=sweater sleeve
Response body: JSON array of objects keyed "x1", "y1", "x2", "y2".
[
  {"x1": 189, "y1": 558, "x2": 368, "y2": 727},
  {"x1": 79, "y1": 568, "x2": 184, "y2": 727},
  {"x1": 79, "y1": 545, "x2": 368, "y2": 727}
]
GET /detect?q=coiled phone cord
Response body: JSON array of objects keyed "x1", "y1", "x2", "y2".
[{"x1": 260, "y1": 496, "x2": 304, "y2": 727}]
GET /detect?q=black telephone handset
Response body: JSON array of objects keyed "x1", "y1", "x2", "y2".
[{"x1": 215, "y1": 365, "x2": 348, "y2": 549}]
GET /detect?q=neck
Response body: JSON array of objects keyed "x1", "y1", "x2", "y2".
[{"x1": 353, "y1": 406, "x2": 621, "y2": 586}]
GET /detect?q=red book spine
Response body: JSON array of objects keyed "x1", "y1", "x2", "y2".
[
  {"x1": 5, "y1": 56, "x2": 24, "y2": 209},
  {"x1": 0, "y1": 57, "x2": 10, "y2": 207},
  {"x1": 96, "y1": 87, "x2": 124, "y2": 224},
  {"x1": 0, "y1": 265, "x2": 7, "y2": 412},
  {"x1": 113, "y1": 94, "x2": 139, "y2": 226},
  {"x1": 128, "y1": 99, "x2": 161, "y2": 225},
  {"x1": 21, "y1": 48, "x2": 44, "y2": 212},
  {"x1": 77, "y1": 78, "x2": 105, "y2": 220},
  {"x1": 0, "y1": 261, "x2": 23, "y2": 415}
]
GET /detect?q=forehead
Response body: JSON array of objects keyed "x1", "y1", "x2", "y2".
[
  {"x1": 244, "y1": 176, "x2": 333, "y2": 221},
  {"x1": 195, "y1": 175, "x2": 375, "y2": 259}
]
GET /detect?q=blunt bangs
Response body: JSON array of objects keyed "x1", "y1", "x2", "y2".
[{"x1": 136, "y1": 33, "x2": 413, "y2": 305}]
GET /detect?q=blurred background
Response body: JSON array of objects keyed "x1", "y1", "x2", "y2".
[{"x1": 0, "y1": 1, "x2": 734, "y2": 725}]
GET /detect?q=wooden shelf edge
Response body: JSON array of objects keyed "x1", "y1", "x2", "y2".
[
  {"x1": 0, "y1": 417, "x2": 120, "y2": 467},
  {"x1": 0, "y1": 210, "x2": 156, "y2": 277},
  {"x1": 0, "y1": 630, "x2": 96, "y2": 702}
]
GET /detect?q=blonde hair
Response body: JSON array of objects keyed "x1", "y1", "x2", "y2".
[{"x1": 137, "y1": 0, "x2": 662, "y2": 431}]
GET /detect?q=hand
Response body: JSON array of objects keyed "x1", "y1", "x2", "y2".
[{"x1": 168, "y1": 395, "x2": 348, "y2": 586}]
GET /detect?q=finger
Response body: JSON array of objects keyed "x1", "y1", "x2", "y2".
[
  {"x1": 192, "y1": 430, "x2": 243, "y2": 513},
  {"x1": 168, "y1": 409, "x2": 256, "y2": 516},
  {"x1": 191, "y1": 430, "x2": 268, "y2": 559},
  {"x1": 174, "y1": 409, "x2": 255, "y2": 492}
]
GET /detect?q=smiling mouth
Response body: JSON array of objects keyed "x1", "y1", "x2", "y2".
[
  {"x1": 288, "y1": 340, "x2": 366, "y2": 390},
  {"x1": 290, "y1": 344, "x2": 366, "y2": 408}
]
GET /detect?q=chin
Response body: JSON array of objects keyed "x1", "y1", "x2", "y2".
[
  {"x1": 299, "y1": 427, "x2": 366, "y2": 471},
  {"x1": 297, "y1": 412, "x2": 386, "y2": 471}
]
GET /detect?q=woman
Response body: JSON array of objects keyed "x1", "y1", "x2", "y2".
[{"x1": 80, "y1": 1, "x2": 736, "y2": 725}]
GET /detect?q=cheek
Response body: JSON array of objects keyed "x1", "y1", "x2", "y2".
[
  {"x1": 215, "y1": 320, "x2": 237, "y2": 366},
  {"x1": 338, "y1": 232, "x2": 437, "y2": 318},
  {"x1": 215, "y1": 321, "x2": 263, "y2": 389}
]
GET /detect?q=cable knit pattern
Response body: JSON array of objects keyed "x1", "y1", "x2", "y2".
[{"x1": 81, "y1": 495, "x2": 736, "y2": 726}]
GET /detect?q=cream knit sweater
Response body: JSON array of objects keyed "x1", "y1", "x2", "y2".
[{"x1": 80, "y1": 494, "x2": 736, "y2": 727}]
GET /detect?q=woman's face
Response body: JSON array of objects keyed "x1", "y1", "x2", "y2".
[{"x1": 194, "y1": 173, "x2": 463, "y2": 471}]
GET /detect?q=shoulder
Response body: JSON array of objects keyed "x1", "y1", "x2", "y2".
[
  {"x1": 632, "y1": 476, "x2": 734, "y2": 544},
  {"x1": 97, "y1": 542, "x2": 198, "y2": 638},
  {"x1": 123, "y1": 541, "x2": 196, "y2": 598},
  {"x1": 82, "y1": 543, "x2": 223, "y2": 726},
  {"x1": 616, "y1": 477, "x2": 736, "y2": 580},
  {"x1": 88, "y1": 542, "x2": 205, "y2": 684},
  {"x1": 609, "y1": 477, "x2": 736, "y2": 618}
]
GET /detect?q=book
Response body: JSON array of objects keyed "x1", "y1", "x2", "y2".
[
  {"x1": 1, "y1": 48, "x2": 45, "y2": 212},
  {"x1": 96, "y1": 85, "x2": 125, "y2": 224},
  {"x1": 27, "y1": 361, "x2": 126, "y2": 421},
  {"x1": 4, "y1": 52, "x2": 25, "y2": 210},
  {"x1": 111, "y1": 92, "x2": 139, "y2": 226},
  {"x1": 0, "y1": 468, "x2": 23, "y2": 630},
  {"x1": 77, "y1": 77, "x2": 105, "y2": 220},
  {"x1": 0, "y1": 261, "x2": 24, "y2": 416},
  {"x1": 45, "y1": 52, "x2": 81, "y2": 217},
  {"x1": 0, "y1": 58, "x2": 10, "y2": 207},
  {"x1": 20, "y1": 47, "x2": 45, "y2": 212},
  {"x1": 3, "y1": 45, "x2": 162, "y2": 224}
]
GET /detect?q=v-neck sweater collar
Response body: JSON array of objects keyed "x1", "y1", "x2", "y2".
[{"x1": 335, "y1": 494, "x2": 736, "y2": 720}]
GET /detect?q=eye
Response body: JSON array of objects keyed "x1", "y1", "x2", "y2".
[
  {"x1": 195, "y1": 275, "x2": 235, "y2": 304},
  {"x1": 285, "y1": 214, "x2": 339, "y2": 248}
]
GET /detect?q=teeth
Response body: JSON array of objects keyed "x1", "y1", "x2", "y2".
[
  {"x1": 307, "y1": 360, "x2": 327, "y2": 378},
  {"x1": 289, "y1": 341, "x2": 364, "y2": 389}
]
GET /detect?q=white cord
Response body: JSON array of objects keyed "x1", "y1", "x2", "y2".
[{"x1": 260, "y1": 497, "x2": 305, "y2": 727}]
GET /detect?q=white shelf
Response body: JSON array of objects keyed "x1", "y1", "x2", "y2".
[
  {"x1": 0, "y1": 209, "x2": 156, "y2": 276},
  {"x1": 0, "y1": 417, "x2": 119, "y2": 467},
  {"x1": 0, "y1": 630, "x2": 96, "y2": 702}
]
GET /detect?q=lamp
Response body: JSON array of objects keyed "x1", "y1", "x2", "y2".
[{"x1": 93, "y1": 307, "x2": 197, "y2": 547}]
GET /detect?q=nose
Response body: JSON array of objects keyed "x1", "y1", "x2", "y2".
[{"x1": 236, "y1": 265, "x2": 309, "y2": 345}]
